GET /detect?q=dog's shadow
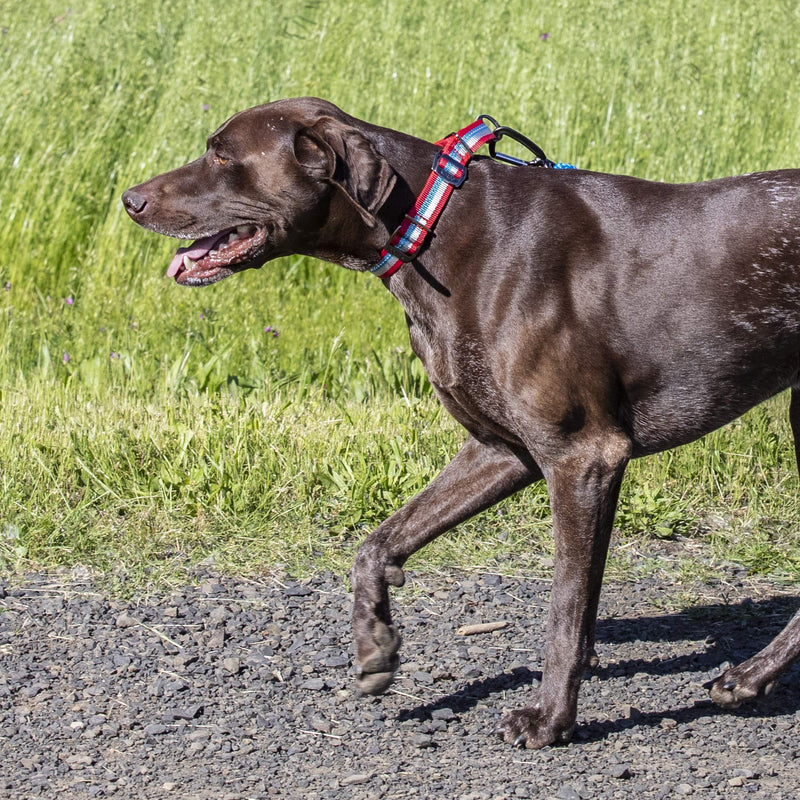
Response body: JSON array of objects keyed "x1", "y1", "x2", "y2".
[{"x1": 397, "y1": 594, "x2": 800, "y2": 739}]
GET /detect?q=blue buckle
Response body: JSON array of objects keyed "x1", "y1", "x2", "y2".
[{"x1": 432, "y1": 151, "x2": 468, "y2": 187}]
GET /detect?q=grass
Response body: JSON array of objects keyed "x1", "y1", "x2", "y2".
[{"x1": 2, "y1": 0, "x2": 800, "y2": 587}]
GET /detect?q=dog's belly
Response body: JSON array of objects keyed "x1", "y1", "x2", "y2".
[{"x1": 622, "y1": 354, "x2": 800, "y2": 457}]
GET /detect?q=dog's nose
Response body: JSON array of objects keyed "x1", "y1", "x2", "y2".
[{"x1": 122, "y1": 189, "x2": 148, "y2": 215}]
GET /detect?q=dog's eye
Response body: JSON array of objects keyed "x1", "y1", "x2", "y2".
[{"x1": 214, "y1": 154, "x2": 229, "y2": 166}]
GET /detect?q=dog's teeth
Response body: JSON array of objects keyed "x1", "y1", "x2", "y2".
[
  {"x1": 183, "y1": 255, "x2": 196, "y2": 269},
  {"x1": 236, "y1": 225, "x2": 252, "y2": 237},
  {"x1": 228, "y1": 232, "x2": 240, "y2": 243}
]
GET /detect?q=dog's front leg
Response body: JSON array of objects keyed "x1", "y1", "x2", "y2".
[
  {"x1": 504, "y1": 430, "x2": 631, "y2": 748},
  {"x1": 351, "y1": 435, "x2": 540, "y2": 694}
]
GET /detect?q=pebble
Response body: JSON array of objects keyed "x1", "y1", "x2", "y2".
[
  {"x1": 608, "y1": 765, "x2": 632, "y2": 780},
  {"x1": 144, "y1": 723, "x2": 168, "y2": 736},
  {"x1": 340, "y1": 773, "x2": 372, "y2": 786},
  {"x1": 222, "y1": 657, "x2": 241, "y2": 674},
  {"x1": 164, "y1": 705, "x2": 204, "y2": 721}
]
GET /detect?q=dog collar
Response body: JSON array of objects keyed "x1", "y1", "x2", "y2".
[
  {"x1": 370, "y1": 119, "x2": 496, "y2": 279},
  {"x1": 371, "y1": 118, "x2": 575, "y2": 280}
]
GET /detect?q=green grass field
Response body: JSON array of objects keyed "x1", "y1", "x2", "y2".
[{"x1": 2, "y1": 0, "x2": 800, "y2": 586}]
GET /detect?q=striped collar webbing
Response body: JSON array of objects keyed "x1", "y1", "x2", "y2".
[{"x1": 370, "y1": 119, "x2": 496, "y2": 280}]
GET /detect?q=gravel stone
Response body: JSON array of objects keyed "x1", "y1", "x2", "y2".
[
  {"x1": 608, "y1": 764, "x2": 633, "y2": 779},
  {"x1": 1, "y1": 567, "x2": 799, "y2": 799},
  {"x1": 144, "y1": 723, "x2": 168, "y2": 736},
  {"x1": 340, "y1": 773, "x2": 372, "y2": 786},
  {"x1": 222, "y1": 657, "x2": 241, "y2": 674}
]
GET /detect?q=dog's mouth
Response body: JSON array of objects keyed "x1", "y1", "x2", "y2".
[{"x1": 167, "y1": 225, "x2": 268, "y2": 286}]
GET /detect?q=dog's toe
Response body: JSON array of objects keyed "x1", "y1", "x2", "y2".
[
  {"x1": 356, "y1": 669, "x2": 396, "y2": 695},
  {"x1": 354, "y1": 620, "x2": 401, "y2": 695},
  {"x1": 501, "y1": 706, "x2": 574, "y2": 749},
  {"x1": 708, "y1": 659, "x2": 777, "y2": 708}
]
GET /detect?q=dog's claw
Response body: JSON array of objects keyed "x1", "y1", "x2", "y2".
[
  {"x1": 709, "y1": 656, "x2": 780, "y2": 709},
  {"x1": 502, "y1": 707, "x2": 575, "y2": 749}
]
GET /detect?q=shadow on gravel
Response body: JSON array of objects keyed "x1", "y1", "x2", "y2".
[
  {"x1": 397, "y1": 666, "x2": 543, "y2": 723},
  {"x1": 577, "y1": 690, "x2": 800, "y2": 745},
  {"x1": 594, "y1": 593, "x2": 800, "y2": 680},
  {"x1": 399, "y1": 593, "x2": 800, "y2": 741}
]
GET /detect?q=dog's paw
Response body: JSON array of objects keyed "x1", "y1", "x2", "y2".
[
  {"x1": 355, "y1": 620, "x2": 401, "y2": 695},
  {"x1": 501, "y1": 706, "x2": 575, "y2": 749},
  {"x1": 707, "y1": 659, "x2": 777, "y2": 708}
]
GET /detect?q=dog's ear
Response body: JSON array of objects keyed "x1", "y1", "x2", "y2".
[{"x1": 294, "y1": 118, "x2": 397, "y2": 227}]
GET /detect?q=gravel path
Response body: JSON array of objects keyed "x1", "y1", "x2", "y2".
[{"x1": 1, "y1": 567, "x2": 799, "y2": 799}]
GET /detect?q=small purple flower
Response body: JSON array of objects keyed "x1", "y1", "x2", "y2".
[
  {"x1": 265, "y1": 325, "x2": 279, "y2": 338},
  {"x1": 65, "y1": 296, "x2": 74, "y2": 305},
  {"x1": 62, "y1": 352, "x2": 70, "y2": 364},
  {"x1": 540, "y1": 32, "x2": 550, "y2": 41},
  {"x1": 110, "y1": 351, "x2": 120, "y2": 360},
  {"x1": 199, "y1": 313, "x2": 205, "y2": 320},
  {"x1": 202, "y1": 103, "x2": 210, "y2": 111}
]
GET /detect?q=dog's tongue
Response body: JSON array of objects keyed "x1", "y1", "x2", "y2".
[{"x1": 167, "y1": 232, "x2": 228, "y2": 278}]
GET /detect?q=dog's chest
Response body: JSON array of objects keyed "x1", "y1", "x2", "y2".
[{"x1": 408, "y1": 323, "x2": 515, "y2": 438}]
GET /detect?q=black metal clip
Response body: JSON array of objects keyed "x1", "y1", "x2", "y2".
[{"x1": 479, "y1": 115, "x2": 553, "y2": 168}]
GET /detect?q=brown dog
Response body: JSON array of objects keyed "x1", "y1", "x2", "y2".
[{"x1": 123, "y1": 97, "x2": 800, "y2": 748}]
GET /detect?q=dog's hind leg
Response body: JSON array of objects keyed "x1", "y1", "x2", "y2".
[
  {"x1": 708, "y1": 387, "x2": 800, "y2": 707},
  {"x1": 351, "y1": 435, "x2": 540, "y2": 695}
]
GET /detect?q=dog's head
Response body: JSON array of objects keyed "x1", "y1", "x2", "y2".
[{"x1": 122, "y1": 98, "x2": 396, "y2": 286}]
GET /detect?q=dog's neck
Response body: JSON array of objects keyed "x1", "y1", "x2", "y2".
[{"x1": 301, "y1": 123, "x2": 477, "y2": 322}]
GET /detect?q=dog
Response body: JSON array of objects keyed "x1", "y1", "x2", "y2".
[{"x1": 123, "y1": 97, "x2": 800, "y2": 748}]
